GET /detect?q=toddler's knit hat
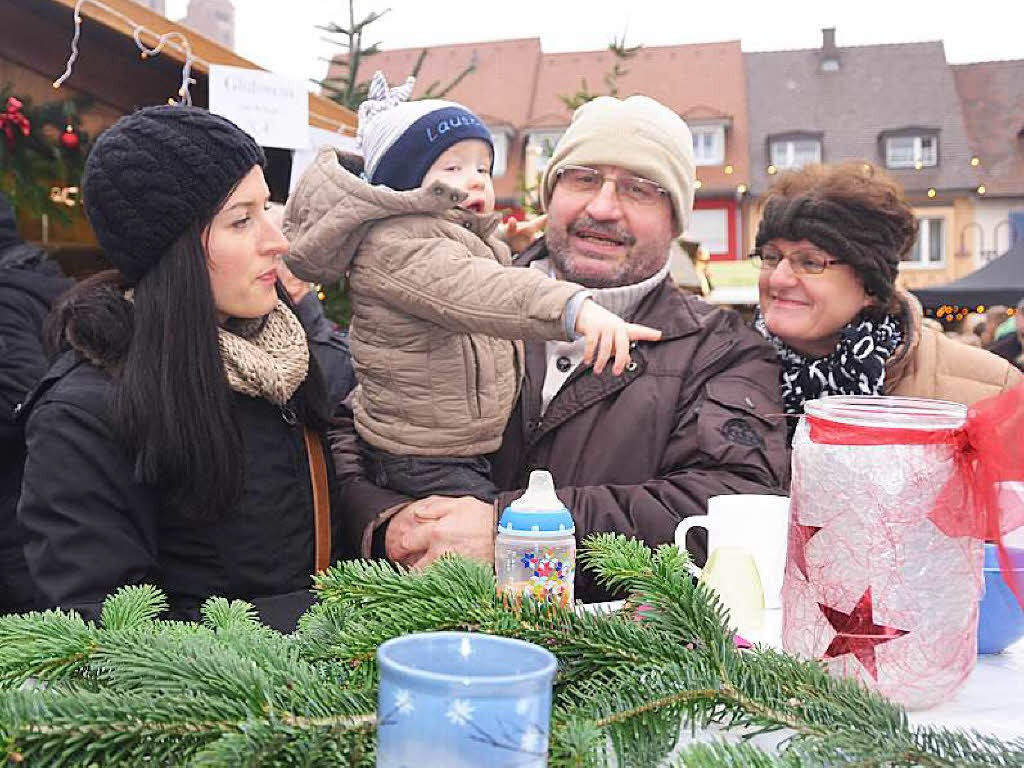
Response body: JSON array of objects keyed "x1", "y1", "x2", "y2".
[
  {"x1": 82, "y1": 105, "x2": 264, "y2": 283},
  {"x1": 358, "y1": 71, "x2": 493, "y2": 191}
]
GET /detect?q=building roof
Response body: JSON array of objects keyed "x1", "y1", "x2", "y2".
[
  {"x1": 952, "y1": 59, "x2": 1024, "y2": 197},
  {"x1": 529, "y1": 40, "x2": 750, "y2": 194},
  {"x1": 529, "y1": 41, "x2": 742, "y2": 127},
  {"x1": 745, "y1": 41, "x2": 980, "y2": 195},
  {"x1": 349, "y1": 39, "x2": 751, "y2": 195},
  {"x1": 334, "y1": 38, "x2": 543, "y2": 129}
]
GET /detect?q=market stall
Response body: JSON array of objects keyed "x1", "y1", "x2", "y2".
[{"x1": 911, "y1": 237, "x2": 1024, "y2": 311}]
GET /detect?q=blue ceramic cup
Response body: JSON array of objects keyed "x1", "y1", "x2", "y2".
[
  {"x1": 977, "y1": 544, "x2": 1024, "y2": 654},
  {"x1": 376, "y1": 631, "x2": 557, "y2": 767}
]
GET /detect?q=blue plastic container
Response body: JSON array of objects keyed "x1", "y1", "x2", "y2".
[
  {"x1": 376, "y1": 631, "x2": 557, "y2": 767},
  {"x1": 977, "y1": 544, "x2": 1024, "y2": 654}
]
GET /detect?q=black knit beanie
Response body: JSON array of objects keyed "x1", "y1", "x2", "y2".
[
  {"x1": 754, "y1": 194, "x2": 912, "y2": 305},
  {"x1": 83, "y1": 105, "x2": 265, "y2": 283}
]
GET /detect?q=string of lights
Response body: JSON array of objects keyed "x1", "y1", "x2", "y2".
[{"x1": 53, "y1": 0, "x2": 200, "y2": 105}]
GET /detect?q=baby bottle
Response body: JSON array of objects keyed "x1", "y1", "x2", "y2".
[{"x1": 495, "y1": 470, "x2": 576, "y2": 607}]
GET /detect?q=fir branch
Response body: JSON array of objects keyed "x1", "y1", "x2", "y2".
[
  {"x1": 200, "y1": 596, "x2": 262, "y2": 630},
  {"x1": 99, "y1": 583, "x2": 168, "y2": 630},
  {"x1": 190, "y1": 717, "x2": 376, "y2": 767},
  {"x1": 670, "y1": 741, "x2": 798, "y2": 767},
  {"x1": 0, "y1": 609, "x2": 98, "y2": 688},
  {"x1": 575, "y1": 534, "x2": 1024, "y2": 767},
  {"x1": 554, "y1": 663, "x2": 723, "y2": 766},
  {"x1": 0, "y1": 690, "x2": 240, "y2": 766},
  {"x1": 1, "y1": 538, "x2": 1023, "y2": 767},
  {"x1": 780, "y1": 726, "x2": 1024, "y2": 767}
]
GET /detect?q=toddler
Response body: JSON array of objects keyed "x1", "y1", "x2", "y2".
[{"x1": 284, "y1": 72, "x2": 659, "y2": 501}]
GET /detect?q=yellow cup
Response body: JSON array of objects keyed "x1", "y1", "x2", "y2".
[{"x1": 699, "y1": 545, "x2": 765, "y2": 635}]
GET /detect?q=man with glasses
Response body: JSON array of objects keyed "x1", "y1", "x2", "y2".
[{"x1": 334, "y1": 95, "x2": 790, "y2": 601}]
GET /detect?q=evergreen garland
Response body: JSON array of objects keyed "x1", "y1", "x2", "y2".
[
  {"x1": 0, "y1": 535, "x2": 1022, "y2": 767},
  {"x1": 0, "y1": 84, "x2": 92, "y2": 224}
]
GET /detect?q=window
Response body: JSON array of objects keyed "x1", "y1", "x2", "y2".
[
  {"x1": 525, "y1": 130, "x2": 564, "y2": 187},
  {"x1": 886, "y1": 136, "x2": 937, "y2": 169},
  {"x1": 684, "y1": 208, "x2": 729, "y2": 256},
  {"x1": 769, "y1": 138, "x2": 821, "y2": 169},
  {"x1": 488, "y1": 128, "x2": 511, "y2": 178},
  {"x1": 691, "y1": 125, "x2": 725, "y2": 166},
  {"x1": 903, "y1": 217, "x2": 945, "y2": 265}
]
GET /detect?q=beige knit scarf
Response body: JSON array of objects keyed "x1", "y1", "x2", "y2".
[{"x1": 219, "y1": 300, "x2": 309, "y2": 405}]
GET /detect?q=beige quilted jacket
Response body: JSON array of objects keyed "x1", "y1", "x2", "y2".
[{"x1": 283, "y1": 147, "x2": 584, "y2": 456}]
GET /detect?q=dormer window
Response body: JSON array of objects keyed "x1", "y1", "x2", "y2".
[
  {"x1": 886, "y1": 136, "x2": 937, "y2": 168},
  {"x1": 524, "y1": 129, "x2": 565, "y2": 189},
  {"x1": 768, "y1": 132, "x2": 822, "y2": 170},
  {"x1": 691, "y1": 124, "x2": 726, "y2": 166},
  {"x1": 487, "y1": 125, "x2": 514, "y2": 178},
  {"x1": 880, "y1": 128, "x2": 940, "y2": 169}
]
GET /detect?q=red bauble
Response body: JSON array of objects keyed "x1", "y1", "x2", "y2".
[{"x1": 60, "y1": 130, "x2": 80, "y2": 150}]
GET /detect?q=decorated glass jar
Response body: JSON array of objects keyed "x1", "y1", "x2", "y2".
[
  {"x1": 782, "y1": 396, "x2": 984, "y2": 710},
  {"x1": 495, "y1": 470, "x2": 575, "y2": 607}
]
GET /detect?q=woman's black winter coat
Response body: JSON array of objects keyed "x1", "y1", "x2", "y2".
[{"x1": 16, "y1": 336, "x2": 340, "y2": 633}]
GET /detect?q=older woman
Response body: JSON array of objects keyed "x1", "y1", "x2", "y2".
[{"x1": 753, "y1": 162, "x2": 1020, "y2": 429}]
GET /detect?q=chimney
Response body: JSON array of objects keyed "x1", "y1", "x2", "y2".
[
  {"x1": 821, "y1": 27, "x2": 840, "y2": 72},
  {"x1": 822, "y1": 28, "x2": 836, "y2": 53}
]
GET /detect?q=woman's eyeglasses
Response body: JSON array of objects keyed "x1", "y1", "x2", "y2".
[
  {"x1": 750, "y1": 246, "x2": 842, "y2": 276},
  {"x1": 554, "y1": 165, "x2": 668, "y2": 206}
]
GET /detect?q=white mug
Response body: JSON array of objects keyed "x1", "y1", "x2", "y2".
[{"x1": 676, "y1": 495, "x2": 790, "y2": 609}]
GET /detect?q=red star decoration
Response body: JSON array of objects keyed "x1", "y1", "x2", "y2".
[
  {"x1": 818, "y1": 588, "x2": 909, "y2": 680},
  {"x1": 788, "y1": 520, "x2": 822, "y2": 579}
]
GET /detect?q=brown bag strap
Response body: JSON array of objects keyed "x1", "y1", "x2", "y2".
[{"x1": 303, "y1": 426, "x2": 331, "y2": 574}]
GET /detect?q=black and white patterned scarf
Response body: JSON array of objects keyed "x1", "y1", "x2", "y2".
[{"x1": 755, "y1": 312, "x2": 903, "y2": 416}]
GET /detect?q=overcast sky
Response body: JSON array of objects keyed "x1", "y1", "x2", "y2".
[{"x1": 164, "y1": 0, "x2": 1021, "y2": 90}]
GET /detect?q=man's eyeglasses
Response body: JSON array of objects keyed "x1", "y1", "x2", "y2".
[
  {"x1": 554, "y1": 165, "x2": 668, "y2": 206},
  {"x1": 750, "y1": 246, "x2": 843, "y2": 276}
]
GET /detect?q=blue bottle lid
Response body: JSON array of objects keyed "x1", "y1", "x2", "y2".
[{"x1": 497, "y1": 470, "x2": 575, "y2": 536}]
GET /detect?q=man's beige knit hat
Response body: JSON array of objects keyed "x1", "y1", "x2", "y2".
[{"x1": 540, "y1": 95, "x2": 696, "y2": 235}]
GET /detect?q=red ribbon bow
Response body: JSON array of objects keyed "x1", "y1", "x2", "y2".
[
  {"x1": 0, "y1": 96, "x2": 31, "y2": 150},
  {"x1": 808, "y1": 383, "x2": 1024, "y2": 609}
]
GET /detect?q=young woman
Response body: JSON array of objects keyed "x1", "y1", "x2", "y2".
[
  {"x1": 753, "y1": 161, "x2": 1020, "y2": 439},
  {"x1": 17, "y1": 105, "x2": 340, "y2": 631}
]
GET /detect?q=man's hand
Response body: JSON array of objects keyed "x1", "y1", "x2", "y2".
[
  {"x1": 397, "y1": 495, "x2": 496, "y2": 569},
  {"x1": 383, "y1": 504, "x2": 431, "y2": 567}
]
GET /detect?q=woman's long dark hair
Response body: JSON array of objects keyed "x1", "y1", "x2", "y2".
[{"x1": 45, "y1": 221, "x2": 329, "y2": 520}]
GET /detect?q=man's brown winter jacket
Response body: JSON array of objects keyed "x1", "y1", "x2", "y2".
[{"x1": 331, "y1": 239, "x2": 792, "y2": 602}]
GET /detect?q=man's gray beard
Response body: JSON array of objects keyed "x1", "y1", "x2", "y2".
[{"x1": 546, "y1": 222, "x2": 671, "y2": 289}]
